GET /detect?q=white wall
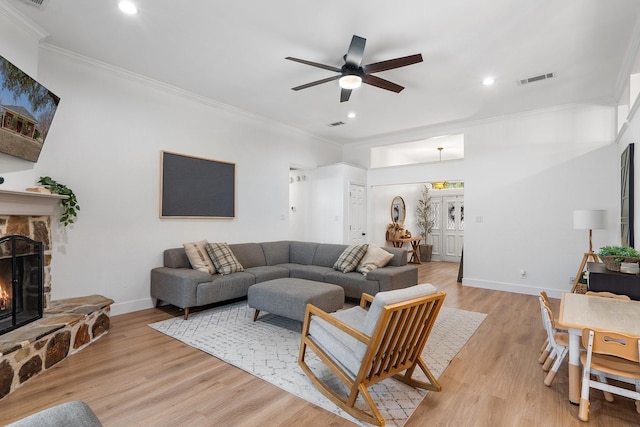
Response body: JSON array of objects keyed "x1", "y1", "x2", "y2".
[
  {"x1": 0, "y1": 13, "x2": 342, "y2": 315},
  {"x1": 346, "y1": 104, "x2": 619, "y2": 298}
]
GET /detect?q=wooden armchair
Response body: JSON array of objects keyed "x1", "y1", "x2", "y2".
[{"x1": 298, "y1": 284, "x2": 446, "y2": 426}]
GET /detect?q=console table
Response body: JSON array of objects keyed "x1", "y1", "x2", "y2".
[
  {"x1": 587, "y1": 262, "x2": 640, "y2": 300},
  {"x1": 388, "y1": 237, "x2": 422, "y2": 264}
]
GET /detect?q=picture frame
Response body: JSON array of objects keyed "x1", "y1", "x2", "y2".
[{"x1": 160, "y1": 150, "x2": 235, "y2": 219}]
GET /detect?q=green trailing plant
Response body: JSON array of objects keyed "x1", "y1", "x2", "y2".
[
  {"x1": 598, "y1": 245, "x2": 640, "y2": 259},
  {"x1": 38, "y1": 176, "x2": 80, "y2": 226},
  {"x1": 416, "y1": 185, "x2": 433, "y2": 239}
]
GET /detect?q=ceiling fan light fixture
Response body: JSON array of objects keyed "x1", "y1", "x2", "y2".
[{"x1": 339, "y1": 75, "x2": 362, "y2": 90}]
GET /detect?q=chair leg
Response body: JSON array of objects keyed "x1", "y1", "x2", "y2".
[
  {"x1": 544, "y1": 348, "x2": 567, "y2": 386},
  {"x1": 183, "y1": 307, "x2": 190, "y2": 320},
  {"x1": 596, "y1": 374, "x2": 614, "y2": 403},
  {"x1": 539, "y1": 347, "x2": 551, "y2": 364},
  {"x1": 542, "y1": 352, "x2": 555, "y2": 372},
  {"x1": 540, "y1": 339, "x2": 548, "y2": 353},
  {"x1": 579, "y1": 365, "x2": 592, "y2": 422}
]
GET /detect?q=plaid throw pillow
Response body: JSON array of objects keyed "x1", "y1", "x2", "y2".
[
  {"x1": 333, "y1": 244, "x2": 368, "y2": 273},
  {"x1": 206, "y1": 242, "x2": 244, "y2": 275}
]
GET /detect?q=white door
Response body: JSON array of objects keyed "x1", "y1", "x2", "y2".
[
  {"x1": 349, "y1": 184, "x2": 366, "y2": 244},
  {"x1": 442, "y1": 196, "x2": 463, "y2": 262}
]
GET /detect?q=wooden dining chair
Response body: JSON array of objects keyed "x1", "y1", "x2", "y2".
[
  {"x1": 578, "y1": 328, "x2": 640, "y2": 421},
  {"x1": 538, "y1": 292, "x2": 567, "y2": 365},
  {"x1": 298, "y1": 284, "x2": 446, "y2": 426},
  {"x1": 585, "y1": 291, "x2": 631, "y2": 300},
  {"x1": 538, "y1": 296, "x2": 569, "y2": 385}
]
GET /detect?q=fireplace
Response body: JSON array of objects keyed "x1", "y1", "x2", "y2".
[{"x1": 0, "y1": 234, "x2": 43, "y2": 335}]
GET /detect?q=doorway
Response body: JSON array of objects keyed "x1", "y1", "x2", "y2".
[
  {"x1": 429, "y1": 194, "x2": 463, "y2": 262},
  {"x1": 348, "y1": 183, "x2": 366, "y2": 244}
]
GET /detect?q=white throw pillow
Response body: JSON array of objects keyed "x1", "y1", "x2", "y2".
[
  {"x1": 357, "y1": 243, "x2": 394, "y2": 275},
  {"x1": 183, "y1": 240, "x2": 216, "y2": 274}
]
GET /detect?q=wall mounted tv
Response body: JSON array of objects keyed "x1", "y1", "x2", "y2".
[{"x1": 0, "y1": 54, "x2": 60, "y2": 162}]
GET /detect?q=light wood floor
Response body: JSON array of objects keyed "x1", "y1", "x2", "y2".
[{"x1": 1, "y1": 262, "x2": 639, "y2": 426}]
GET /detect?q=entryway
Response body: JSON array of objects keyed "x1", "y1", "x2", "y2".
[{"x1": 429, "y1": 193, "x2": 463, "y2": 262}]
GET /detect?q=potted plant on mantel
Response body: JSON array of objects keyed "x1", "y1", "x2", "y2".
[
  {"x1": 37, "y1": 176, "x2": 80, "y2": 226},
  {"x1": 416, "y1": 184, "x2": 434, "y2": 262}
]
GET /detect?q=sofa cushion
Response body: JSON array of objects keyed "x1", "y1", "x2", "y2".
[
  {"x1": 313, "y1": 243, "x2": 348, "y2": 268},
  {"x1": 244, "y1": 266, "x2": 290, "y2": 282},
  {"x1": 356, "y1": 243, "x2": 394, "y2": 275},
  {"x1": 324, "y1": 270, "x2": 379, "y2": 299},
  {"x1": 196, "y1": 273, "x2": 255, "y2": 305},
  {"x1": 333, "y1": 244, "x2": 368, "y2": 273},
  {"x1": 260, "y1": 241, "x2": 290, "y2": 265},
  {"x1": 289, "y1": 241, "x2": 318, "y2": 265},
  {"x1": 286, "y1": 264, "x2": 335, "y2": 282},
  {"x1": 183, "y1": 240, "x2": 216, "y2": 274},
  {"x1": 229, "y1": 243, "x2": 266, "y2": 268},
  {"x1": 206, "y1": 242, "x2": 244, "y2": 275}
]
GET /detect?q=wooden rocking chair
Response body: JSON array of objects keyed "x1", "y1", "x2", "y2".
[{"x1": 298, "y1": 284, "x2": 447, "y2": 426}]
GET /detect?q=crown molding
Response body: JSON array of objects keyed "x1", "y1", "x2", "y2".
[{"x1": 0, "y1": 0, "x2": 48, "y2": 40}]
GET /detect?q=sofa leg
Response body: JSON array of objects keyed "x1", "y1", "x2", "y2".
[
  {"x1": 184, "y1": 307, "x2": 190, "y2": 320},
  {"x1": 155, "y1": 299, "x2": 162, "y2": 308},
  {"x1": 253, "y1": 309, "x2": 260, "y2": 321}
]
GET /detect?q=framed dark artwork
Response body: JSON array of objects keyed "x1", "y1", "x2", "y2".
[
  {"x1": 621, "y1": 143, "x2": 634, "y2": 246},
  {"x1": 0, "y1": 54, "x2": 60, "y2": 162},
  {"x1": 160, "y1": 151, "x2": 236, "y2": 218}
]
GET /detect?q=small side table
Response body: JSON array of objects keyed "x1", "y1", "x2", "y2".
[{"x1": 388, "y1": 237, "x2": 422, "y2": 264}]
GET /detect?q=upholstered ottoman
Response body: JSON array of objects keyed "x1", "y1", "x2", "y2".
[{"x1": 248, "y1": 278, "x2": 344, "y2": 322}]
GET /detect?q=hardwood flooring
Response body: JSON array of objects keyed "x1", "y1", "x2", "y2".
[{"x1": 0, "y1": 262, "x2": 639, "y2": 426}]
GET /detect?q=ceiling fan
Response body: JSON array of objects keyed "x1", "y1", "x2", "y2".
[{"x1": 286, "y1": 35, "x2": 423, "y2": 102}]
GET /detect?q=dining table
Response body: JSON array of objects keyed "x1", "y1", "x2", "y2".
[{"x1": 557, "y1": 292, "x2": 640, "y2": 404}]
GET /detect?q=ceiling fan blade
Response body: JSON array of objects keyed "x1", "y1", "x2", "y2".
[
  {"x1": 291, "y1": 75, "x2": 341, "y2": 91},
  {"x1": 285, "y1": 57, "x2": 342, "y2": 73},
  {"x1": 344, "y1": 35, "x2": 366, "y2": 67},
  {"x1": 340, "y1": 88, "x2": 352, "y2": 103},
  {"x1": 362, "y1": 74, "x2": 404, "y2": 93},
  {"x1": 363, "y1": 54, "x2": 423, "y2": 74}
]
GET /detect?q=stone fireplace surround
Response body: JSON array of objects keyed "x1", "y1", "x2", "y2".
[{"x1": 0, "y1": 189, "x2": 113, "y2": 399}]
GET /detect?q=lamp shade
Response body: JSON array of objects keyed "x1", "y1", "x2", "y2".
[{"x1": 573, "y1": 209, "x2": 607, "y2": 230}]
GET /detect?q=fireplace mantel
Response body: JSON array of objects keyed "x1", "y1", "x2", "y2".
[{"x1": 0, "y1": 188, "x2": 67, "y2": 216}]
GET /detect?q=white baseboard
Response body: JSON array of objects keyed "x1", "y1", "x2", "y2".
[
  {"x1": 462, "y1": 278, "x2": 565, "y2": 299},
  {"x1": 110, "y1": 297, "x2": 155, "y2": 316}
]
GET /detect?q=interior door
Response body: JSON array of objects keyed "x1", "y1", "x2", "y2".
[
  {"x1": 349, "y1": 184, "x2": 366, "y2": 244},
  {"x1": 442, "y1": 196, "x2": 464, "y2": 262}
]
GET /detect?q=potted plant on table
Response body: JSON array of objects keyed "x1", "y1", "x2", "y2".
[
  {"x1": 598, "y1": 245, "x2": 640, "y2": 272},
  {"x1": 416, "y1": 185, "x2": 434, "y2": 262}
]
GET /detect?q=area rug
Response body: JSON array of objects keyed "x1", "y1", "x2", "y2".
[{"x1": 149, "y1": 301, "x2": 486, "y2": 426}]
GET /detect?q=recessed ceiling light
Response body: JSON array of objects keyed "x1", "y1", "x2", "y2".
[
  {"x1": 347, "y1": 112, "x2": 356, "y2": 119},
  {"x1": 482, "y1": 77, "x2": 495, "y2": 86},
  {"x1": 118, "y1": 1, "x2": 138, "y2": 15}
]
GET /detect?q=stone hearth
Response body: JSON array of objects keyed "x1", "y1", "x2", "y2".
[
  {"x1": 0, "y1": 189, "x2": 113, "y2": 399},
  {"x1": 0, "y1": 294, "x2": 113, "y2": 399}
]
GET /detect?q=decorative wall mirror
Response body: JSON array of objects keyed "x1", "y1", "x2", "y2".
[{"x1": 391, "y1": 196, "x2": 406, "y2": 225}]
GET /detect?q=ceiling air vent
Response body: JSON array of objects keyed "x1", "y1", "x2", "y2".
[
  {"x1": 328, "y1": 121, "x2": 345, "y2": 127},
  {"x1": 517, "y1": 72, "x2": 555, "y2": 86},
  {"x1": 18, "y1": 0, "x2": 49, "y2": 8}
]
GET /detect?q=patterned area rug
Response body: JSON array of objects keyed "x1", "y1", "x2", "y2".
[{"x1": 149, "y1": 301, "x2": 486, "y2": 426}]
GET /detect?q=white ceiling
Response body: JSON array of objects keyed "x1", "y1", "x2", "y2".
[{"x1": 4, "y1": 0, "x2": 640, "y2": 145}]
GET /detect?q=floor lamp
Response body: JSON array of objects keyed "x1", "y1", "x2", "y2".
[{"x1": 571, "y1": 209, "x2": 607, "y2": 293}]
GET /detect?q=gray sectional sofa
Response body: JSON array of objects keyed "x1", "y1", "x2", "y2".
[{"x1": 151, "y1": 240, "x2": 418, "y2": 319}]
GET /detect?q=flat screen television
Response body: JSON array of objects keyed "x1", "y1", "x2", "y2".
[{"x1": 0, "y1": 54, "x2": 60, "y2": 162}]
